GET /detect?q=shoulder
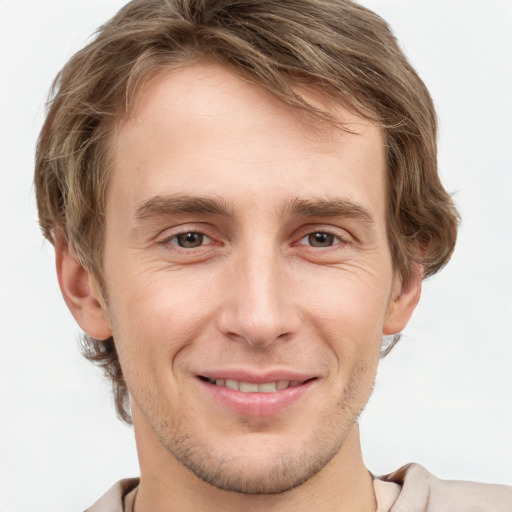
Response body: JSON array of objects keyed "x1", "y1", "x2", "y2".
[
  {"x1": 380, "y1": 463, "x2": 512, "y2": 512},
  {"x1": 84, "y1": 478, "x2": 139, "y2": 512}
]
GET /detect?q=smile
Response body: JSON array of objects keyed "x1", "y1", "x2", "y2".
[
  {"x1": 197, "y1": 374, "x2": 317, "y2": 416},
  {"x1": 203, "y1": 378, "x2": 305, "y2": 393},
  {"x1": 197, "y1": 371, "x2": 317, "y2": 416}
]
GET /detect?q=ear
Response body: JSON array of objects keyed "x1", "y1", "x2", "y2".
[
  {"x1": 55, "y1": 234, "x2": 112, "y2": 340},
  {"x1": 383, "y1": 264, "x2": 422, "y2": 335}
]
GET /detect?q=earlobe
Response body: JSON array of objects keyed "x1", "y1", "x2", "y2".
[
  {"x1": 383, "y1": 264, "x2": 422, "y2": 335},
  {"x1": 55, "y1": 235, "x2": 112, "y2": 340}
]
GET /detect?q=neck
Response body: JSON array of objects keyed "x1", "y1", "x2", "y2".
[{"x1": 133, "y1": 408, "x2": 376, "y2": 512}]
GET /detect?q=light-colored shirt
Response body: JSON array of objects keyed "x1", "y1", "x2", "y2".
[{"x1": 85, "y1": 464, "x2": 512, "y2": 512}]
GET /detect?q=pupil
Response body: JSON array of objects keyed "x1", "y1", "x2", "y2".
[
  {"x1": 178, "y1": 232, "x2": 203, "y2": 247},
  {"x1": 309, "y1": 232, "x2": 333, "y2": 247}
]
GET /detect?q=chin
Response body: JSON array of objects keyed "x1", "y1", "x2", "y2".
[
  {"x1": 174, "y1": 439, "x2": 341, "y2": 495},
  {"x1": 153, "y1": 416, "x2": 351, "y2": 495}
]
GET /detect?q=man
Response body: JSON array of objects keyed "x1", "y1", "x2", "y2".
[{"x1": 33, "y1": 0, "x2": 511, "y2": 510}]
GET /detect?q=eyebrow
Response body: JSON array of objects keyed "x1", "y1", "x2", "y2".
[
  {"x1": 284, "y1": 198, "x2": 375, "y2": 226},
  {"x1": 134, "y1": 194, "x2": 374, "y2": 227},
  {"x1": 134, "y1": 194, "x2": 235, "y2": 220}
]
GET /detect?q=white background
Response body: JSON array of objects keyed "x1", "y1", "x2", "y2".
[{"x1": 1, "y1": 1, "x2": 511, "y2": 510}]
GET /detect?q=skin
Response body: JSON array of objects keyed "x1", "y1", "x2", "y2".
[{"x1": 57, "y1": 62, "x2": 421, "y2": 512}]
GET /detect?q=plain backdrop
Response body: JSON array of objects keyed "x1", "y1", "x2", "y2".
[{"x1": 1, "y1": 1, "x2": 511, "y2": 510}]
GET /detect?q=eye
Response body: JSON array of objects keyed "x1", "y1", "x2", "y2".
[
  {"x1": 299, "y1": 232, "x2": 341, "y2": 248},
  {"x1": 169, "y1": 232, "x2": 211, "y2": 248}
]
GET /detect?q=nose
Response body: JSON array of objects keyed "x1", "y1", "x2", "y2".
[{"x1": 217, "y1": 246, "x2": 300, "y2": 348}]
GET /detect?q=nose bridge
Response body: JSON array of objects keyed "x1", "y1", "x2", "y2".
[{"x1": 219, "y1": 238, "x2": 298, "y2": 347}]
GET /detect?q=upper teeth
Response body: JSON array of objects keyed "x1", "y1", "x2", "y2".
[{"x1": 207, "y1": 378, "x2": 302, "y2": 393}]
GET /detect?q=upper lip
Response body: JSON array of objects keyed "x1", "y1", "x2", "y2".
[{"x1": 198, "y1": 369, "x2": 316, "y2": 384}]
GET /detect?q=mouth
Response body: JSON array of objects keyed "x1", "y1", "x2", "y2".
[
  {"x1": 197, "y1": 374, "x2": 317, "y2": 416},
  {"x1": 199, "y1": 376, "x2": 313, "y2": 393}
]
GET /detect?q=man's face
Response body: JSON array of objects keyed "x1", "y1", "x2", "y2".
[{"x1": 82, "y1": 63, "x2": 418, "y2": 493}]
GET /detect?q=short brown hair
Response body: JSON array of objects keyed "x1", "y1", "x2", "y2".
[{"x1": 35, "y1": 0, "x2": 459, "y2": 422}]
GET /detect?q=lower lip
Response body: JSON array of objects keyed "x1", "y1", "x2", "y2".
[{"x1": 198, "y1": 378, "x2": 316, "y2": 417}]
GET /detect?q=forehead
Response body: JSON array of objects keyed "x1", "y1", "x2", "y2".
[{"x1": 108, "y1": 62, "x2": 386, "y2": 221}]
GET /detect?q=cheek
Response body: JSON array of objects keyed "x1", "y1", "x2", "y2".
[
  {"x1": 299, "y1": 265, "x2": 391, "y2": 357},
  {"x1": 106, "y1": 266, "x2": 221, "y2": 367}
]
